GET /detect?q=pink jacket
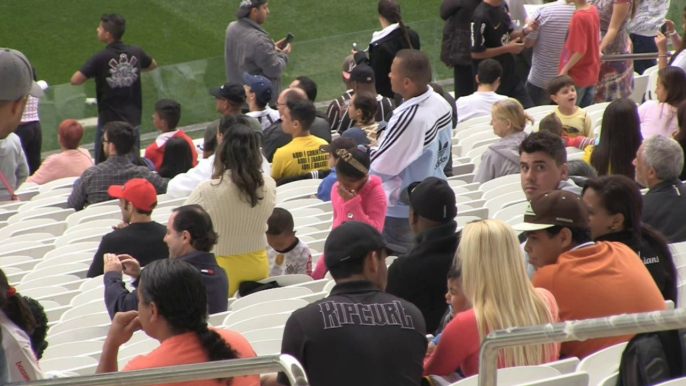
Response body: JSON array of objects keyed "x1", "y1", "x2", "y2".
[
  {"x1": 312, "y1": 175, "x2": 387, "y2": 279},
  {"x1": 26, "y1": 148, "x2": 93, "y2": 185}
]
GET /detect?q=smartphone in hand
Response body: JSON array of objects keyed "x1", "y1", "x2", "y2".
[{"x1": 279, "y1": 33, "x2": 295, "y2": 49}]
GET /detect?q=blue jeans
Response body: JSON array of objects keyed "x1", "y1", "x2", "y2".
[
  {"x1": 630, "y1": 33, "x2": 657, "y2": 75},
  {"x1": 576, "y1": 86, "x2": 595, "y2": 108},
  {"x1": 525, "y1": 81, "x2": 552, "y2": 106},
  {"x1": 94, "y1": 122, "x2": 141, "y2": 164},
  {"x1": 382, "y1": 216, "x2": 414, "y2": 252}
]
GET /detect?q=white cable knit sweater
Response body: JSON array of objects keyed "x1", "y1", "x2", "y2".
[{"x1": 185, "y1": 171, "x2": 276, "y2": 256}]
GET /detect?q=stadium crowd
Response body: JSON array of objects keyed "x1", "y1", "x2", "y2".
[{"x1": 1, "y1": 0, "x2": 686, "y2": 384}]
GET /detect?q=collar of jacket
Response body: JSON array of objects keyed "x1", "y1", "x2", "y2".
[
  {"x1": 414, "y1": 220, "x2": 458, "y2": 245},
  {"x1": 395, "y1": 85, "x2": 435, "y2": 114},
  {"x1": 239, "y1": 17, "x2": 268, "y2": 35},
  {"x1": 594, "y1": 230, "x2": 639, "y2": 249},
  {"x1": 648, "y1": 178, "x2": 683, "y2": 194},
  {"x1": 178, "y1": 250, "x2": 217, "y2": 265}
]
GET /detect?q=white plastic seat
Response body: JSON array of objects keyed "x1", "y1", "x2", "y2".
[
  {"x1": 30, "y1": 187, "x2": 72, "y2": 202},
  {"x1": 49, "y1": 312, "x2": 111, "y2": 336},
  {"x1": 295, "y1": 291, "x2": 327, "y2": 303},
  {"x1": 655, "y1": 378, "x2": 686, "y2": 386},
  {"x1": 43, "y1": 241, "x2": 100, "y2": 261},
  {"x1": 575, "y1": 342, "x2": 628, "y2": 386},
  {"x1": 456, "y1": 216, "x2": 483, "y2": 226},
  {"x1": 486, "y1": 190, "x2": 527, "y2": 217},
  {"x1": 20, "y1": 286, "x2": 70, "y2": 299},
  {"x1": 66, "y1": 219, "x2": 117, "y2": 234},
  {"x1": 493, "y1": 201, "x2": 529, "y2": 224},
  {"x1": 584, "y1": 102, "x2": 611, "y2": 115},
  {"x1": 257, "y1": 274, "x2": 313, "y2": 288},
  {"x1": 0, "y1": 255, "x2": 37, "y2": 271},
  {"x1": 276, "y1": 187, "x2": 319, "y2": 204},
  {"x1": 241, "y1": 326, "x2": 285, "y2": 343},
  {"x1": 599, "y1": 372, "x2": 619, "y2": 386},
  {"x1": 225, "y1": 312, "x2": 293, "y2": 333},
  {"x1": 61, "y1": 300, "x2": 107, "y2": 322},
  {"x1": 449, "y1": 365, "x2": 561, "y2": 386},
  {"x1": 479, "y1": 174, "x2": 521, "y2": 192},
  {"x1": 289, "y1": 207, "x2": 325, "y2": 218},
  {"x1": 39, "y1": 356, "x2": 98, "y2": 375},
  {"x1": 645, "y1": 68, "x2": 659, "y2": 101},
  {"x1": 231, "y1": 288, "x2": 312, "y2": 311},
  {"x1": 45, "y1": 324, "x2": 109, "y2": 346},
  {"x1": 156, "y1": 197, "x2": 186, "y2": 209},
  {"x1": 42, "y1": 340, "x2": 105, "y2": 362},
  {"x1": 630, "y1": 74, "x2": 649, "y2": 104},
  {"x1": 467, "y1": 141, "x2": 498, "y2": 159},
  {"x1": 520, "y1": 372, "x2": 589, "y2": 386},
  {"x1": 541, "y1": 357, "x2": 580, "y2": 375},
  {"x1": 0, "y1": 242, "x2": 54, "y2": 259},
  {"x1": 69, "y1": 287, "x2": 107, "y2": 307},
  {"x1": 87, "y1": 199, "x2": 119, "y2": 208},
  {"x1": 54, "y1": 227, "x2": 109, "y2": 248},
  {"x1": 455, "y1": 115, "x2": 492, "y2": 133},
  {"x1": 225, "y1": 299, "x2": 308, "y2": 325},
  {"x1": 276, "y1": 198, "x2": 324, "y2": 210},
  {"x1": 323, "y1": 280, "x2": 336, "y2": 294},
  {"x1": 35, "y1": 253, "x2": 94, "y2": 270},
  {"x1": 17, "y1": 196, "x2": 71, "y2": 212},
  {"x1": 250, "y1": 339, "x2": 282, "y2": 355},
  {"x1": 17, "y1": 275, "x2": 83, "y2": 292},
  {"x1": 459, "y1": 131, "x2": 498, "y2": 156},
  {"x1": 0, "y1": 218, "x2": 66, "y2": 240},
  {"x1": 38, "y1": 177, "x2": 79, "y2": 193},
  {"x1": 290, "y1": 278, "x2": 331, "y2": 293},
  {"x1": 3, "y1": 232, "x2": 55, "y2": 244},
  {"x1": 7, "y1": 207, "x2": 74, "y2": 224},
  {"x1": 525, "y1": 105, "x2": 556, "y2": 116},
  {"x1": 277, "y1": 179, "x2": 322, "y2": 194},
  {"x1": 483, "y1": 182, "x2": 522, "y2": 201},
  {"x1": 66, "y1": 206, "x2": 121, "y2": 228},
  {"x1": 20, "y1": 263, "x2": 89, "y2": 283}
]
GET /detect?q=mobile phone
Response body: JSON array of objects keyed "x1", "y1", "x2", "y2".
[
  {"x1": 352, "y1": 42, "x2": 359, "y2": 51},
  {"x1": 279, "y1": 33, "x2": 295, "y2": 49},
  {"x1": 660, "y1": 23, "x2": 667, "y2": 34}
]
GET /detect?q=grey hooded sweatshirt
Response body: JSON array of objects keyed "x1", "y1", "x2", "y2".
[{"x1": 474, "y1": 131, "x2": 527, "y2": 184}]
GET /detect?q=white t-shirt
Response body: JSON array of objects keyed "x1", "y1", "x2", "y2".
[
  {"x1": 246, "y1": 107, "x2": 281, "y2": 131},
  {"x1": 456, "y1": 91, "x2": 508, "y2": 123},
  {"x1": 672, "y1": 51, "x2": 686, "y2": 72},
  {"x1": 267, "y1": 239, "x2": 312, "y2": 277},
  {"x1": 0, "y1": 311, "x2": 43, "y2": 382}
]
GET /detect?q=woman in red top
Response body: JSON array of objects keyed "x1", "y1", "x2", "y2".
[
  {"x1": 97, "y1": 258, "x2": 259, "y2": 386},
  {"x1": 424, "y1": 219, "x2": 560, "y2": 378}
]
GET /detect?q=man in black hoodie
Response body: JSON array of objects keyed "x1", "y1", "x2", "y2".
[
  {"x1": 103, "y1": 205, "x2": 229, "y2": 318},
  {"x1": 386, "y1": 177, "x2": 460, "y2": 334}
]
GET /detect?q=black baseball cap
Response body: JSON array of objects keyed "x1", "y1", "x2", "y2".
[
  {"x1": 235, "y1": 0, "x2": 268, "y2": 18},
  {"x1": 400, "y1": 177, "x2": 457, "y2": 222},
  {"x1": 349, "y1": 65, "x2": 375, "y2": 84},
  {"x1": 209, "y1": 82, "x2": 246, "y2": 104},
  {"x1": 324, "y1": 221, "x2": 402, "y2": 269}
]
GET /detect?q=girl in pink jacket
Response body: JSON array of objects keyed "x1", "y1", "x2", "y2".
[{"x1": 312, "y1": 145, "x2": 387, "y2": 279}]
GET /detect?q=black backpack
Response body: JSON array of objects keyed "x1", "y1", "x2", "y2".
[{"x1": 617, "y1": 329, "x2": 686, "y2": 386}]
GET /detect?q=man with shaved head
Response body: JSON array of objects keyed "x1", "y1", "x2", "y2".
[{"x1": 262, "y1": 87, "x2": 331, "y2": 162}]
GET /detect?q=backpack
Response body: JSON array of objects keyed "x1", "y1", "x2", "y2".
[{"x1": 616, "y1": 329, "x2": 686, "y2": 386}]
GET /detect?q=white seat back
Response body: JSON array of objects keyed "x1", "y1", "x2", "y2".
[{"x1": 575, "y1": 342, "x2": 628, "y2": 386}]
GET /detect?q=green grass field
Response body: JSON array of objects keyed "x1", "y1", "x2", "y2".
[{"x1": 1, "y1": 0, "x2": 683, "y2": 152}]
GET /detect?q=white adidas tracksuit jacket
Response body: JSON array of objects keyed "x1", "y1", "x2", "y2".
[{"x1": 370, "y1": 86, "x2": 453, "y2": 219}]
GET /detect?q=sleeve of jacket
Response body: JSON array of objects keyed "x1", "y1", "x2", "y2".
[
  {"x1": 14, "y1": 145, "x2": 29, "y2": 189},
  {"x1": 104, "y1": 271, "x2": 139, "y2": 319},
  {"x1": 143, "y1": 168, "x2": 168, "y2": 193},
  {"x1": 440, "y1": 0, "x2": 461, "y2": 20},
  {"x1": 254, "y1": 38, "x2": 288, "y2": 79},
  {"x1": 370, "y1": 107, "x2": 425, "y2": 179},
  {"x1": 67, "y1": 171, "x2": 89, "y2": 210},
  {"x1": 474, "y1": 149, "x2": 498, "y2": 184},
  {"x1": 87, "y1": 235, "x2": 111, "y2": 278},
  {"x1": 385, "y1": 260, "x2": 410, "y2": 300}
]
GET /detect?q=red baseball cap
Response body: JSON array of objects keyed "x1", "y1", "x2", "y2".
[{"x1": 107, "y1": 179, "x2": 157, "y2": 211}]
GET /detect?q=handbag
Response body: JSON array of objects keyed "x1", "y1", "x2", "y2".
[{"x1": 0, "y1": 170, "x2": 19, "y2": 201}]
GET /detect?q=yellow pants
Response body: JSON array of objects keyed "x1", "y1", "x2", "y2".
[{"x1": 216, "y1": 249, "x2": 269, "y2": 297}]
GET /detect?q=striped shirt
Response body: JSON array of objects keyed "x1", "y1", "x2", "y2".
[
  {"x1": 326, "y1": 91, "x2": 394, "y2": 133},
  {"x1": 626, "y1": 0, "x2": 669, "y2": 36},
  {"x1": 525, "y1": 0, "x2": 576, "y2": 89},
  {"x1": 20, "y1": 96, "x2": 40, "y2": 123},
  {"x1": 246, "y1": 106, "x2": 281, "y2": 131}
]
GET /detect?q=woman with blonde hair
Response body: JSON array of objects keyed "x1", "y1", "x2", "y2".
[
  {"x1": 474, "y1": 98, "x2": 534, "y2": 183},
  {"x1": 424, "y1": 219, "x2": 559, "y2": 377}
]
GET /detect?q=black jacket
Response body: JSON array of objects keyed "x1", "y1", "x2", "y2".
[
  {"x1": 643, "y1": 179, "x2": 686, "y2": 243},
  {"x1": 368, "y1": 27, "x2": 421, "y2": 99},
  {"x1": 385, "y1": 221, "x2": 460, "y2": 334},
  {"x1": 104, "y1": 251, "x2": 229, "y2": 318},
  {"x1": 440, "y1": 0, "x2": 482, "y2": 67},
  {"x1": 262, "y1": 117, "x2": 332, "y2": 162},
  {"x1": 595, "y1": 230, "x2": 676, "y2": 303}
]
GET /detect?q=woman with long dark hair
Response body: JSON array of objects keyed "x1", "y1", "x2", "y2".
[
  {"x1": 639, "y1": 66, "x2": 686, "y2": 137},
  {"x1": 582, "y1": 175, "x2": 677, "y2": 303},
  {"x1": 0, "y1": 269, "x2": 44, "y2": 381},
  {"x1": 97, "y1": 259, "x2": 259, "y2": 385},
  {"x1": 362, "y1": 0, "x2": 421, "y2": 99},
  {"x1": 586, "y1": 98, "x2": 642, "y2": 179},
  {"x1": 674, "y1": 100, "x2": 686, "y2": 180},
  {"x1": 185, "y1": 124, "x2": 276, "y2": 296},
  {"x1": 158, "y1": 136, "x2": 194, "y2": 179}
]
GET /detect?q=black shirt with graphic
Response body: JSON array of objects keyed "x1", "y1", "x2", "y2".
[
  {"x1": 80, "y1": 41, "x2": 153, "y2": 127},
  {"x1": 471, "y1": 2, "x2": 520, "y2": 95},
  {"x1": 276, "y1": 280, "x2": 427, "y2": 386}
]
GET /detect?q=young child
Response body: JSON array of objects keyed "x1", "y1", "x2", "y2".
[
  {"x1": 539, "y1": 113, "x2": 594, "y2": 149},
  {"x1": 548, "y1": 75, "x2": 593, "y2": 138},
  {"x1": 144, "y1": 99, "x2": 197, "y2": 170},
  {"x1": 266, "y1": 208, "x2": 312, "y2": 277},
  {"x1": 317, "y1": 137, "x2": 357, "y2": 202},
  {"x1": 342, "y1": 91, "x2": 380, "y2": 146},
  {"x1": 558, "y1": 0, "x2": 599, "y2": 108},
  {"x1": 311, "y1": 145, "x2": 387, "y2": 279},
  {"x1": 428, "y1": 265, "x2": 470, "y2": 355}
]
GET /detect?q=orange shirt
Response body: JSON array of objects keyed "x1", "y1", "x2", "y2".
[
  {"x1": 533, "y1": 241, "x2": 666, "y2": 359},
  {"x1": 122, "y1": 329, "x2": 259, "y2": 386}
]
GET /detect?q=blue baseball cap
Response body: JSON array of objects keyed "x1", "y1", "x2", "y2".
[{"x1": 242, "y1": 72, "x2": 273, "y2": 105}]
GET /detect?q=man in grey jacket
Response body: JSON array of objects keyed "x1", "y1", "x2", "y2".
[{"x1": 225, "y1": 0, "x2": 290, "y2": 103}]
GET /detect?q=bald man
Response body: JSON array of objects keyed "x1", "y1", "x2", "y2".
[{"x1": 262, "y1": 87, "x2": 331, "y2": 162}]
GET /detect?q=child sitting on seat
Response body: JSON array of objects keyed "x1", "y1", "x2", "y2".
[
  {"x1": 266, "y1": 208, "x2": 312, "y2": 277},
  {"x1": 539, "y1": 113, "x2": 594, "y2": 150}
]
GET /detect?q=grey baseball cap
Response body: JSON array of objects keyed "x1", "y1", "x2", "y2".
[{"x1": 0, "y1": 48, "x2": 43, "y2": 101}]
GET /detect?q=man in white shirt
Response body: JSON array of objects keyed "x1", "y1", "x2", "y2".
[
  {"x1": 243, "y1": 72, "x2": 280, "y2": 131},
  {"x1": 456, "y1": 59, "x2": 508, "y2": 123}
]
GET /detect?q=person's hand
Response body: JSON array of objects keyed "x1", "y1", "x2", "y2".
[
  {"x1": 281, "y1": 43, "x2": 292, "y2": 55},
  {"x1": 351, "y1": 48, "x2": 358, "y2": 55},
  {"x1": 664, "y1": 19, "x2": 675, "y2": 35},
  {"x1": 526, "y1": 19, "x2": 539, "y2": 33},
  {"x1": 337, "y1": 184, "x2": 357, "y2": 201},
  {"x1": 112, "y1": 221, "x2": 129, "y2": 230},
  {"x1": 118, "y1": 254, "x2": 141, "y2": 278},
  {"x1": 507, "y1": 38, "x2": 525, "y2": 54},
  {"x1": 655, "y1": 31, "x2": 669, "y2": 54},
  {"x1": 426, "y1": 342, "x2": 437, "y2": 358},
  {"x1": 274, "y1": 37, "x2": 285, "y2": 47},
  {"x1": 106, "y1": 311, "x2": 141, "y2": 348},
  {"x1": 104, "y1": 253, "x2": 123, "y2": 274}
]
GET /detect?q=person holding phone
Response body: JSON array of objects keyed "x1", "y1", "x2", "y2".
[
  {"x1": 626, "y1": 0, "x2": 671, "y2": 74},
  {"x1": 225, "y1": 0, "x2": 291, "y2": 104}
]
